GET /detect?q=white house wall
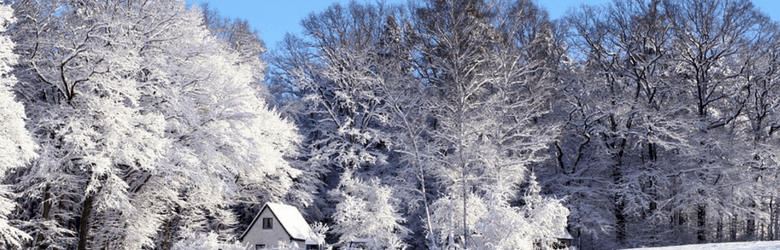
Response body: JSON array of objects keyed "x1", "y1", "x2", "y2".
[{"x1": 242, "y1": 207, "x2": 293, "y2": 249}]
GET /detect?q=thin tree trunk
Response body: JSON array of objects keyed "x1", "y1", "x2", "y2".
[
  {"x1": 161, "y1": 216, "x2": 174, "y2": 250},
  {"x1": 775, "y1": 197, "x2": 779, "y2": 240},
  {"x1": 462, "y1": 162, "x2": 467, "y2": 248},
  {"x1": 770, "y1": 197, "x2": 775, "y2": 240},
  {"x1": 698, "y1": 204, "x2": 706, "y2": 243},
  {"x1": 419, "y1": 165, "x2": 435, "y2": 248},
  {"x1": 77, "y1": 194, "x2": 94, "y2": 250},
  {"x1": 676, "y1": 211, "x2": 687, "y2": 242},
  {"x1": 717, "y1": 216, "x2": 723, "y2": 242},
  {"x1": 35, "y1": 183, "x2": 53, "y2": 246},
  {"x1": 613, "y1": 138, "x2": 627, "y2": 245},
  {"x1": 396, "y1": 102, "x2": 437, "y2": 249},
  {"x1": 747, "y1": 216, "x2": 756, "y2": 241},
  {"x1": 731, "y1": 214, "x2": 737, "y2": 241},
  {"x1": 615, "y1": 198, "x2": 626, "y2": 244},
  {"x1": 457, "y1": 86, "x2": 467, "y2": 248}
]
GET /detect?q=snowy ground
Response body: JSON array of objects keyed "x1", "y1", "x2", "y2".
[{"x1": 626, "y1": 241, "x2": 780, "y2": 250}]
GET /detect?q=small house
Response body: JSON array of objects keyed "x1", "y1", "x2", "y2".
[
  {"x1": 553, "y1": 228, "x2": 573, "y2": 249},
  {"x1": 239, "y1": 202, "x2": 322, "y2": 250}
]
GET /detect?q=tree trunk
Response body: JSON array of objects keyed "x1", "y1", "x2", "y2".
[
  {"x1": 647, "y1": 143, "x2": 658, "y2": 218},
  {"x1": 613, "y1": 138, "x2": 627, "y2": 245},
  {"x1": 77, "y1": 194, "x2": 94, "y2": 250},
  {"x1": 648, "y1": 142, "x2": 657, "y2": 161},
  {"x1": 731, "y1": 214, "x2": 737, "y2": 241},
  {"x1": 35, "y1": 183, "x2": 53, "y2": 246},
  {"x1": 770, "y1": 197, "x2": 775, "y2": 240},
  {"x1": 462, "y1": 165, "x2": 468, "y2": 248},
  {"x1": 775, "y1": 198, "x2": 779, "y2": 240},
  {"x1": 399, "y1": 111, "x2": 437, "y2": 249},
  {"x1": 697, "y1": 204, "x2": 706, "y2": 243},
  {"x1": 747, "y1": 216, "x2": 756, "y2": 241},
  {"x1": 717, "y1": 216, "x2": 723, "y2": 241},
  {"x1": 161, "y1": 217, "x2": 171, "y2": 250},
  {"x1": 615, "y1": 198, "x2": 627, "y2": 244}
]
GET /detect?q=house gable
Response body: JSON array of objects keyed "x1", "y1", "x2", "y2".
[
  {"x1": 239, "y1": 203, "x2": 320, "y2": 249},
  {"x1": 241, "y1": 205, "x2": 274, "y2": 241},
  {"x1": 240, "y1": 205, "x2": 291, "y2": 249}
]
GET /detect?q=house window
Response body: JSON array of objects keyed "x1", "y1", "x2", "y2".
[
  {"x1": 255, "y1": 244, "x2": 266, "y2": 250},
  {"x1": 307, "y1": 245, "x2": 319, "y2": 250},
  {"x1": 262, "y1": 218, "x2": 273, "y2": 229}
]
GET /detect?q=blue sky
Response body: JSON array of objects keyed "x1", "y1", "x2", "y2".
[{"x1": 188, "y1": 0, "x2": 780, "y2": 52}]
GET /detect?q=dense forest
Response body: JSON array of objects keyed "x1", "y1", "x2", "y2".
[{"x1": 0, "y1": 0, "x2": 779, "y2": 249}]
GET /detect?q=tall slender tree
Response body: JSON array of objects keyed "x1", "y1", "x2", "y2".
[
  {"x1": 411, "y1": 0, "x2": 567, "y2": 248},
  {"x1": 0, "y1": 2, "x2": 36, "y2": 248}
]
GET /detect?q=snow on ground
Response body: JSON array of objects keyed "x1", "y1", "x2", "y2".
[{"x1": 626, "y1": 241, "x2": 780, "y2": 250}]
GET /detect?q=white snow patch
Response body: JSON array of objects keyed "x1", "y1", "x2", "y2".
[{"x1": 626, "y1": 241, "x2": 780, "y2": 250}]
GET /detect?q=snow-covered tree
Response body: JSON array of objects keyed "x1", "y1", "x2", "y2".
[
  {"x1": 409, "y1": 0, "x2": 566, "y2": 248},
  {"x1": 10, "y1": 1, "x2": 171, "y2": 248},
  {"x1": 558, "y1": 0, "x2": 691, "y2": 246},
  {"x1": 0, "y1": 2, "x2": 36, "y2": 248},
  {"x1": 269, "y1": 0, "x2": 570, "y2": 248},
  {"x1": 330, "y1": 171, "x2": 409, "y2": 249},
  {"x1": 123, "y1": 2, "x2": 301, "y2": 248},
  {"x1": 664, "y1": 0, "x2": 771, "y2": 242},
  {"x1": 200, "y1": 3, "x2": 272, "y2": 103},
  {"x1": 7, "y1": 0, "x2": 300, "y2": 249},
  {"x1": 269, "y1": 0, "x2": 407, "y2": 232},
  {"x1": 553, "y1": 0, "x2": 780, "y2": 248}
]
